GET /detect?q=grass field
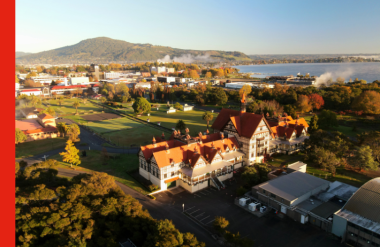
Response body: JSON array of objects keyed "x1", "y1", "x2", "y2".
[
  {"x1": 102, "y1": 127, "x2": 166, "y2": 146},
  {"x1": 47, "y1": 98, "x2": 104, "y2": 115},
  {"x1": 137, "y1": 105, "x2": 215, "y2": 135},
  {"x1": 86, "y1": 117, "x2": 143, "y2": 133},
  {"x1": 324, "y1": 125, "x2": 363, "y2": 137},
  {"x1": 49, "y1": 150, "x2": 149, "y2": 194},
  {"x1": 16, "y1": 137, "x2": 67, "y2": 158}
]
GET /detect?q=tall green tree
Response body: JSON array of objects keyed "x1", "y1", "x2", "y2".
[
  {"x1": 132, "y1": 97, "x2": 151, "y2": 114},
  {"x1": 202, "y1": 111, "x2": 214, "y2": 129},
  {"x1": 350, "y1": 145, "x2": 379, "y2": 171},
  {"x1": 213, "y1": 87, "x2": 228, "y2": 105},
  {"x1": 309, "y1": 114, "x2": 319, "y2": 133},
  {"x1": 175, "y1": 120, "x2": 187, "y2": 133},
  {"x1": 15, "y1": 128, "x2": 27, "y2": 144},
  {"x1": 317, "y1": 110, "x2": 338, "y2": 129},
  {"x1": 60, "y1": 140, "x2": 81, "y2": 168},
  {"x1": 58, "y1": 96, "x2": 64, "y2": 106},
  {"x1": 72, "y1": 99, "x2": 80, "y2": 115},
  {"x1": 57, "y1": 122, "x2": 67, "y2": 137},
  {"x1": 66, "y1": 124, "x2": 80, "y2": 142}
]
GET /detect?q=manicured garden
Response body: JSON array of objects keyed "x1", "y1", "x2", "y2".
[
  {"x1": 49, "y1": 150, "x2": 150, "y2": 194},
  {"x1": 16, "y1": 137, "x2": 67, "y2": 158}
]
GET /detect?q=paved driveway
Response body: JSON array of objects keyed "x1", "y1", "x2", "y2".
[{"x1": 153, "y1": 183, "x2": 342, "y2": 247}]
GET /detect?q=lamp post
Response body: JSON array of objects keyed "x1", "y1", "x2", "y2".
[{"x1": 182, "y1": 204, "x2": 184, "y2": 213}]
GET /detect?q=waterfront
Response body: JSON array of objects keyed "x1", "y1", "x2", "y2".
[{"x1": 233, "y1": 62, "x2": 380, "y2": 82}]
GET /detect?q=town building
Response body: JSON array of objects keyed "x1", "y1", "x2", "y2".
[
  {"x1": 157, "y1": 76, "x2": 176, "y2": 83},
  {"x1": 16, "y1": 113, "x2": 58, "y2": 142},
  {"x1": 211, "y1": 95, "x2": 309, "y2": 164},
  {"x1": 50, "y1": 85, "x2": 89, "y2": 95},
  {"x1": 70, "y1": 77, "x2": 90, "y2": 85},
  {"x1": 138, "y1": 131, "x2": 244, "y2": 193},
  {"x1": 166, "y1": 68, "x2": 175, "y2": 73},
  {"x1": 332, "y1": 178, "x2": 380, "y2": 247},
  {"x1": 20, "y1": 89, "x2": 42, "y2": 96}
]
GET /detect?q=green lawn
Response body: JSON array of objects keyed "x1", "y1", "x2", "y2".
[
  {"x1": 267, "y1": 153, "x2": 306, "y2": 167},
  {"x1": 322, "y1": 125, "x2": 363, "y2": 137},
  {"x1": 47, "y1": 98, "x2": 103, "y2": 115},
  {"x1": 86, "y1": 117, "x2": 144, "y2": 133},
  {"x1": 16, "y1": 137, "x2": 67, "y2": 158},
  {"x1": 102, "y1": 127, "x2": 167, "y2": 147},
  {"x1": 49, "y1": 150, "x2": 150, "y2": 194},
  {"x1": 136, "y1": 105, "x2": 215, "y2": 135}
]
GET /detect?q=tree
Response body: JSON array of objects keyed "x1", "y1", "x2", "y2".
[
  {"x1": 296, "y1": 95, "x2": 312, "y2": 113},
  {"x1": 308, "y1": 94, "x2": 324, "y2": 110},
  {"x1": 72, "y1": 99, "x2": 80, "y2": 115},
  {"x1": 352, "y1": 91, "x2": 380, "y2": 114},
  {"x1": 58, "y1": 96, "x2": 64, "y2": 106},
  {"x1": 213, "y1": 87, "x2": 228, "y2": 105},
  {"x1": 15, "y1": 75, "x2": 19, "y2": 84},
  {"x1": 60, "y1": 140, "x2": 81, "y2": 168},
  {"x1": 214, "y1": 216, "x2": 229, "y2": 234},
  {"x1": 41, "y1": 106, "x2": 55, "y2": 116},
  {"x1": 15, "y1": 128, "x2": 27, "y2": 144},
  {"x1": 57, "y1": 122, "x2": 67, "y2": 137},
  {"x1": 241, "y1": 166, "x2": 259, "y2": 186},
  {"x1": 202, "y1": 111, "x2": 214, "y2": 129},
  {"x1": 254, "y1": 163, "x2": 271, "y2": 182},
  {"x1": 66, "y1": 124, "x2": 80, "y2": 142},
  {"x1": 174, "y1": 102, "x2": 183, "y2": 111},
  {"x1": 312, "y1": 147, "x2": 340, "y2": 173},
  {"x1": 350, "y1": 146, "x2": 379, "y2": 171},
  {"x1": 30, "y1": 96, "x2": 41, "y2": 107},
  {"x1": 189, "y1": 70, "x2": 200, "y2": 79},
  {"x1": 176, "y1": 120, "x2": 186, "y2": 133},
  {"x1": 116, "y1": 83, "x2": 129, "y2": 95},
  {"x1": 309, "y1": 114, "x2": 319, "y2": 133},
  {"x1": 205, "y1": 72, "x2": 212, "y2": 79},
  {"x1": 357, "y1": 131, "x2": 380, "y2": 162},
  {"x1": 100, "y1": 97, "x2": 106, "y2": 110},
  {"x1": 239, "y1": 85, "x2": 252, "y2": 98},
  {"x1": 82, "y1": 98, "x2": 88, "y2": 105},
  {"x1": 317, "y1": 110, "x2": 338, "y2": 129},
  {"x1": 132, "y1": 97, "x2": 151, "y2": 114}
]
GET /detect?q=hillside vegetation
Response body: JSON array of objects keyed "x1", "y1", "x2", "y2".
[{"x1": 16, "y1": 37, "x2": 251, "y2": 63}]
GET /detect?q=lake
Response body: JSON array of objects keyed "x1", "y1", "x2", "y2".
[{"x1": 233, "y1": 62, "x2": 380, "y2": 83}]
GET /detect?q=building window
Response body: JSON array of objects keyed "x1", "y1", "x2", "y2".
[
  {"x1": 171, "y1": 164, "x2": 174, "y2": 167},
  {"x1": 140, "y1": 162, "x2": 143, "y2": 168},
  {"x1": 262, "y1": 190, "x2": 266, "y2": 194},
  {"x1": 270, "y1": 193, "x2": 276, "y2": 198},
  {"x1": 171, "y1": 172, "x2": 174, "y2": 177},
  {"x1": 260, "y1": 127, "x2": 262, "y2": 131},
  {"x1": 164, "y1": 174, "x2": 167, "y2": 179}
]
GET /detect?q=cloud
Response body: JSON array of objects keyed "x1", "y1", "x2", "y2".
[{"x1": 157, "y1": 54, "x2": 214, "y2": 63}]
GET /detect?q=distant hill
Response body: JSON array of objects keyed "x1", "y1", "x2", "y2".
[
  {"x1": 16, "y1": 37, "x2": 251, "y2": 64},
  {"x1": 16, "y1": 52, "x2": 33, "y2": 58}
]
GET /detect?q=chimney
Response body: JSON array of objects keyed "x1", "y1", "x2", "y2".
[
  {"x1": 206, "y1": 129, "x2": 209, "y2": 135},
  {"x1": 165, "y1": 142, "x2": 170, "y2": 153},
  {"x1": 152, "y1": 137, "x2": 156, "y2": 145},
  {"x1": 240, "y1": 93, "x2": 246, "y2": 113},
  {"x1": 161, "y1": 132, "x2": 165, "y2": 140},
  {"x1": 212, "y1": 141, "x2": 216, "y2": 149}
]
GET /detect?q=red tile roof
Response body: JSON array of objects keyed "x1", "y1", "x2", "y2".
[
  {"x1": 21, "y1": 89, "x2": 41, "y2": 92},
  {"x1": 51, "y1": 85, "x2": 88, "y2": 90},
  {"x1": 212, "y1": 109, "x2": 271, "y2": 138},
  {"x1": 23, "y1": 127, "x2": 57, "y2": 135},
  {"x1": 38, "y1": 113, "x2": 55, "y2": 120},
  {"x1": 164, "y1": 177, "x2": 179, "y2": 183},
  {"x1": 140, "y1": 139, "x2": 184, "y2": 161},
  {"x1": 151, "y1": 137, "x2": 240, "y2": 168}
]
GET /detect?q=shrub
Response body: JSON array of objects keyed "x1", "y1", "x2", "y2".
[
  {"x1": 148, "y1": 184, "x2": 159, "y2": 192},
  {"x1": 148, "y1": 195, "x2": 156, "y2": 200},
  {"x1": 236, "y1": 186, "x2": 248, "y2": 197}
]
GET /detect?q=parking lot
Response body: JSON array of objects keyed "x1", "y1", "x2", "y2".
[{"x1": 154, "y1": 180, "x2": 342, "y2": 247}]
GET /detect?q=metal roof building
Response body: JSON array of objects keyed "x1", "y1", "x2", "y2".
[{"x1": 332, "y1": 178, "x2": 380, "y2": 246}]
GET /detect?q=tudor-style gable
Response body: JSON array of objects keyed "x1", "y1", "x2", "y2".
[{"x1": 223, "y1": 120, "x2": 239, "y2": 134}]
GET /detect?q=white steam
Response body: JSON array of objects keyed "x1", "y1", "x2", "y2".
[
  {"x1": 315, "y1": 68, "x2": 354, "y2": 86},
  {"x1": 157, "y1": 54, "x2": 214, "y2": 63}
]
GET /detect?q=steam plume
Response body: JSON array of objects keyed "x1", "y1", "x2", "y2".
[{"x1": 157, "y1": 54, "x2": 214, "y2": 63}]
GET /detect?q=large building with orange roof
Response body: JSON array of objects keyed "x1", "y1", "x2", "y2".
[
  {"x1": 15, "y1": 113, "x2": 58, "y2": 143},
  {"x1": 211, "y1": 94, "x2": 309, "y2": 165},
  {"x1": 138, "y1": 129, "x2": 244, "y2": 193}
]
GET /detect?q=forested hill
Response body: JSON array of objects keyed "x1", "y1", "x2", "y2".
[{"x1": 16, "y1": 37, "x2": 251, "y2": 64}]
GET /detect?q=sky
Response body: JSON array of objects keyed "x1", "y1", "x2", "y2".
[{"x1": 16, "y1": 0, "x2": 380, "y2": 55}]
